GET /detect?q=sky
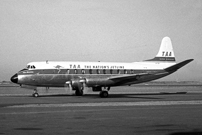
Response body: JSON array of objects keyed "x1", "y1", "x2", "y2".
[{"x1": 0, "y1": 0, "x2": 201, "y2": 82}]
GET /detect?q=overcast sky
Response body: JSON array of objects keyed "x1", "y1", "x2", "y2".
[{"x1": 0, "y1": 0, "x2": 201, "y2": 82}]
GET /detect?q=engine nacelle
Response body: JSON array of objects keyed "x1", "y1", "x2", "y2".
[
  {"x1": 71, "y1": 79, "x2": 84, "y2": 91},
  {"x1": 86, "y1": 78, "x2": 114, "y2": 87}
]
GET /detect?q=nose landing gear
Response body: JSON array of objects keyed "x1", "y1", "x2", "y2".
[{"x1": 32, "y1": 89, "x2": 39, "y2": 97}]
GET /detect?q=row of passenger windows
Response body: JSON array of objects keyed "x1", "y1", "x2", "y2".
[{"x1": 65, "y1": 69, "x2": 134, "y2": 74}]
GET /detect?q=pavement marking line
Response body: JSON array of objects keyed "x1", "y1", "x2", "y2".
[
  {"x1": 6, "y1": 100, "x2": 202, "y2": 108},
  {"x1": 0, "y1": 108, "x2": 130, "y2": 115}
]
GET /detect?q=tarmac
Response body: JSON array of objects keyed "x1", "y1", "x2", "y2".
[{"x1": 0, "y1": 85, "x2": 202, "y2": 135}]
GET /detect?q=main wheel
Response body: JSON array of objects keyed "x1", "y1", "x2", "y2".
[
  {"x1": 75, "y1": 89, "x2": 83, "y2": 96},
  {"x1": 100, "y1": 91, "x2": 108, "y2": 98}
]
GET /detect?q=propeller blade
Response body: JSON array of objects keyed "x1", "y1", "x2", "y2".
[
  {"x1": 65, "y1": 81, "x2": 73, "y2": 95},
  {"x1": 80, "y1": 78, "x2": 88, "y2": 95}
]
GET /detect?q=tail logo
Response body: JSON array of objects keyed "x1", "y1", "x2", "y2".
[{"x1": 162, "y1": 52, "x2": 172, "y2": 57}]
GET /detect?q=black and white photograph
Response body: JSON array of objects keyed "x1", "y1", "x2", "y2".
[{"x1": 0, "y1": 0, "x2": 202, "y2": 134}]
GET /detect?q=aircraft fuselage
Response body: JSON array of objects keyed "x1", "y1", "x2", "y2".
[{"x1": 15, "y1": 61, "x2": 173, "y2": 87}]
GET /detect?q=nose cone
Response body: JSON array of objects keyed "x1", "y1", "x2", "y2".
[{"x1": 11, "y1": 74, "x2": 18, "y2": 84}]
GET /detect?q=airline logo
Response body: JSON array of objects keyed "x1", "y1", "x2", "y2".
[
  {"x1": 162, "y1": 52, "x2": 172, "y2": 57},
  {"x1": 54, "y1": 65, "x2": 64, "y2": 69},
  {"x1": 54, "y1": 65, "x2": 64, "y2": 73}
]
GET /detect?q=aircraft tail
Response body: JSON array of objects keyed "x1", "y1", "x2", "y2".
[
  {"x1": 146, "y1": 37, "x2": 176, "y2": 62},
  {"x1": 164, "y1": 59, "x2": 194, "y2": 72}
]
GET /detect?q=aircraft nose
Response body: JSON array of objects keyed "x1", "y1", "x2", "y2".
[{"x1": 11, "y1": 74, "x2": 18, "y2": 84}]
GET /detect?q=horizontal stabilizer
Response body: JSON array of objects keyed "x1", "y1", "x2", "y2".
[{"x1": 164, "y1": 59, "x2": 194, "y2": 72}]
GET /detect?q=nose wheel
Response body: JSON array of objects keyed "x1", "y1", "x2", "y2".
[
  {"x1": 32, "y1": 89, "x2": 39, "y2": 97},
  {"x1": 32, "y1": 92, "x2": 39, "y2": 97}
]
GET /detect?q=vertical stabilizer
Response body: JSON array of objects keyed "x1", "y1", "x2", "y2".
[{"x1": 146, "y1": 37, "x2": 176, "y2": 62}]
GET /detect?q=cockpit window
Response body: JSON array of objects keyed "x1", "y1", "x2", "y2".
[{"x1": 26, "y1": 65, "x2": 36, "y2": 69}]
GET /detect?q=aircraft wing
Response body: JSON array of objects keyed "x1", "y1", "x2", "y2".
[{"x1": 108, "y1": 73, "x2": 149, "y2": 82}]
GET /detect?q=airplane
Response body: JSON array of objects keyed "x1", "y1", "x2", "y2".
[{"x1": 11, "y1": 37, "x2": 193, "y2": 98}]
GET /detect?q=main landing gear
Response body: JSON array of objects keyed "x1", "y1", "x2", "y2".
[
  {"x1": 99, "y1": 87, "x2": 110, "y2": 98},
  {"x1": 32, "y1": 89, "x2": 39, "y2": 97},
  {"x1": 75, "y1": 89, "x2": 83, "y2": 96},
  {"x1": 74, "y1": 85, "x2": 84, "y2": 96},
  {"x1": 99, "y1": 91, "x2": 108, "y2": 98}
]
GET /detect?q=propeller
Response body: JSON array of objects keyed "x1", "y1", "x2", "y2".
[
  {"x1": 64, "y1": 78, "x2": 89, "y2": 96},
  {"x1": 64, "y1": 81, "x2": 74, "y2": 95},
  {"x1": 79, "y1": 78, "x2": 89, "y2": 95}
]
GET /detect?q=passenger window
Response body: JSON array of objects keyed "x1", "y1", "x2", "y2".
[
  {"x1": 74, "y1": 69, "x2": 77, "y2": 74},
  {"x1": 124, "y1": 70, "x2": 127, "y2": 74},
  {"x1": 88, "y1": 69, "x2": 92, "y2": 74},
  {"x1": 81, "y1": 69, "x2": 85, "y2": 74},
  {"x1": 66, "y1": 69, "x2": 70, "y2": 74},
  {"x1": 103, "y1": 69, "x2": 106, "y2": 74},
  {"x1": 110, "y1": 69, "x2": 113, "y2": 74},
  {"x1": 97, "y1": 69, "x2": 100, "y2": 74},
  {"x1": 130, "y1": 70, "x2": 134, "y2": 74},
  {"x1": 117, "y1": 69, "x2": 121, "y2": 74}
]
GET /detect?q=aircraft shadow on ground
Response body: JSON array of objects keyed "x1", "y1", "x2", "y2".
[
  {"x1": 36, "y1": 92, "x2": 187, "y2": 99},
  {"x1": 169, "y1": 131, "x2": 202, "y2": 135}
]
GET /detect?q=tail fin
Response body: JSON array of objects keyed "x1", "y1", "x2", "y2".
[{"x1": 146, "y1": 37, "x2": 176, "y2": 62}]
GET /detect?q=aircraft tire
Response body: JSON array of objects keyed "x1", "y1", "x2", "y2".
[
  {"x1": 100, "y1": 91, "x2": 108, "y2": 98},
  {"x1": 75, "y1": 90, "x2": 83, "y2": 96},
  {"x1": 33, "y1": 93, "x2": 39, "y2": 97}
]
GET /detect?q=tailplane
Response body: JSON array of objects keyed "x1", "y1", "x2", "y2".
[
  {"x1": 165, "y1": 59, "x2": 194, "y2": 72},
  {"x1": 146, "y1": 37, "x2": 176, "y2": 62}
]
